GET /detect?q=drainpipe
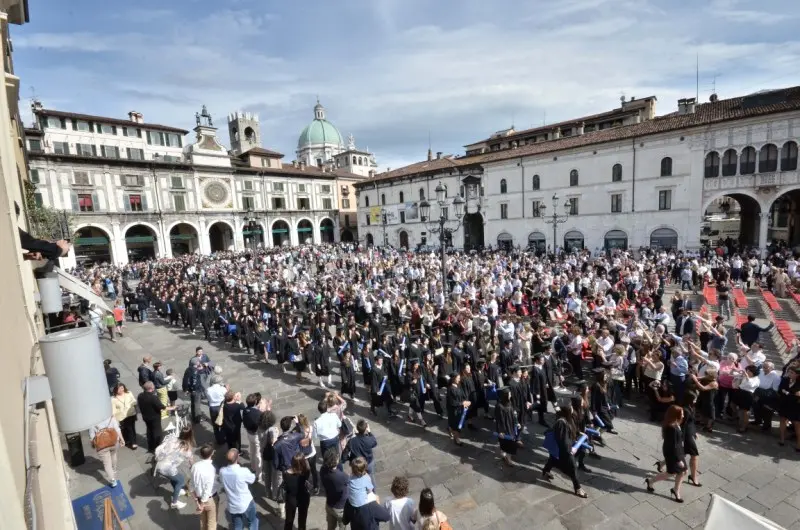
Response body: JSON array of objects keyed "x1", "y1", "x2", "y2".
[
  {"x1": 631, "y1": 138, "x2": 637, "y2": 212},
  {"x1": 519, "y1": 158, "x2": 525, "y2": 218}
]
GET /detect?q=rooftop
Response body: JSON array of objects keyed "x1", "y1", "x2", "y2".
[
  {"x1": 33, "y1": 108, "x2": 189, "y2": 134},
  {"x1": 239, "y1": 147, "x2": 285, "y2": 158},
  {"x1": 360, "y1": 86, "x2": 800, "y2": 189}
]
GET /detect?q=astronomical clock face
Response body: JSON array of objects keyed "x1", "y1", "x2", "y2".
[{"x1": 201, "y1": 179, "x2": 232, "y2": 209}]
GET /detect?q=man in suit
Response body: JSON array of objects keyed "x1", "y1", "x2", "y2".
[
  {"x1": 530, "y1": 354, "x2": 550, "y2": 427},
  {"x1": 369, "y1": 355, "x2": 396, "y2": 418},
  {"x1": 138, "y1": 381, "x2": 173, "y2": 452},
  {"x1": 674, "y1": 308, "x2": 696, "y2": 337}
]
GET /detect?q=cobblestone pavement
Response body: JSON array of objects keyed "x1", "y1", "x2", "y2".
[{"x1": 67, "y1": 315, "x2": 800, "y2": 530}]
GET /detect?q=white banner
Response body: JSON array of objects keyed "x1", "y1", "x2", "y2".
[{"x1": 704, "y1": 494, "x2": 784, "y2": 530}]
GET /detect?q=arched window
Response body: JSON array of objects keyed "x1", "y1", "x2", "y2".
[
  {"x1": 500, "y1": 179, "x2": 507, "y2": 194},
  {"x1": 352, "y1": 156, "x2": 357, "y2": 164},
  {"x1": 781, "y1": 141, "x2": 798, "y2": 171},
  {"x1": 419, "y1": 188, "x2": 425, "y2": 201},
  {"x1": 358, "y1": 157, "x2": 363, "y2": 165},
  {"x1": 532, "y1": 174, "x2": 540, "y2": 190},
  {"x1": 722, "y1": 149, "x2": 738, "y2": 176},
  {"x1": 660, "y1": 157, "x2": 673, "y2": 177},
  {"x1": 443, "y1": 185, "x2": 448, "y2": 198},
  {"x1": 381, "y1": 193, "x2": 386, "y2": 205},
  {"x1": 759, "y1": 144, "x2": 778, "y2": 173},
  {"x1": 569, "y1": 169, "x2": 579, "y2": 186},
  {"x1": 740, "y1": 146, "x2": 756, "y2": 175},
  {"x1": 399, "y1": 191, "x2": 405, "y2": 203},
  {"x1": 704, "y1": 152, "x2": 720, "y2": 178},
  {"x1": 611, "y1": 163, "x2": 622, "y2": 182},
  {"x1": 365, "y1": 196, "x2": 370, "y2": 207}
]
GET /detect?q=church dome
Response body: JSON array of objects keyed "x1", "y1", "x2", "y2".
[{"x1": 297, "y1": 101, "x2": 343, "y2": 149}]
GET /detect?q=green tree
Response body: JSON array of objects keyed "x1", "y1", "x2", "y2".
[{"x1": 23, "y1": 179, "x2": 73, "y2": 240}]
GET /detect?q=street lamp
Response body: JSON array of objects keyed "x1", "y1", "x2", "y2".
[
  {"x1": 380, "y1": 207, "x2": 388, "y2": 247},
  {"x1": 419, "y1": 181, "x2": 466, "y2": 299},
  {"x1": 538, "y1": 193, "x2": 571, "y2": 253},
  {"x1": 243, "y1": 208, "x2": 260, "y2": 250}
]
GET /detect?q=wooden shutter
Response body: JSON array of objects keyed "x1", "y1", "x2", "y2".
[
  {"x1": 70, "y1": 193, "x2": 79, "y2": 211},
  {"x1": 123, "y1": 193, "x2": 131, "y2": 211},
  {"x1": 142, "y1": 194, "x2": 148, "y2": 211},
  {"x1": 92, "y1": 192, "x2": 100, "y2": 212}
]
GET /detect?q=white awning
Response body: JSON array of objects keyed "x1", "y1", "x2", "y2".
[
  {"x1": 55, "y1": 267, "x2": 112, "y2": 313},
  {"x1": 704, "y1": 494, "x2": 784, "y2": 530}
]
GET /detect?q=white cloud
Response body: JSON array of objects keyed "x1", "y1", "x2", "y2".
[{"x1": 14, "y1": 0, "x2": 800, "y2": 171}]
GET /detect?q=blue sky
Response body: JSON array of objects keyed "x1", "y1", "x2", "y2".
[{"x1": 12, "y1": 0, "x2": 800, "y2": 171}]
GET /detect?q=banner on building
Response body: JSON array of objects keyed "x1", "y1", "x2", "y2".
[
  {"x1": 369, "y1": 206, "x2": 382, "y2": 225},
  {"x1": 404, "y1": 202, "x2": 419, "y2": 221}
]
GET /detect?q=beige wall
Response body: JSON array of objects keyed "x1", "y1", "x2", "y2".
[{"x1": 0, "y1": 10, "x2": 75, "y2": 530}]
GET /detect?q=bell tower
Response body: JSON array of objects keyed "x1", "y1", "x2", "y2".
[{"x1": 227, "y1": 111, "x2": 261, "y2": 155}]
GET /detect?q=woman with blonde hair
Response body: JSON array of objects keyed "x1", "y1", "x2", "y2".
[
  {"x1": 154, "y1": 426, "x2": 195, "y2": 510},
  {"x1": 111, "y1": 383, "x2": 138, "y2": 450}
]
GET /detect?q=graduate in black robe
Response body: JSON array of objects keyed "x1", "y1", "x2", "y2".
[
  {"x1": 255, "y1": 323, "x2": 271, "y2": 364},
  {"x1": 495, "y1": 388, "x2": 519, "y2": 466},
  {"x1": 340, "y1": 350, "x2": 357, "y2": 399},
  {"x1": 312, "y1": 338, "x2": 332, "y2": 388},
  {"x1": 446, "y1": 373, "x2": 469, "y2": 446},
  {"x1": 198, "y1": 303, "x2": 212, "y2": 340},
  {"x1": 185, "y1": 302, "x2": 197, "y2": 334},
  {"x1": 421, "y1": 354, "x2": 444, "y2": 417},
  {"x1": 508, "y1": 366, "x2": 532, "y2": 434},
  {"x1": 473, "y1": 359, "x2": 491, "y2": 418},
  {"x1": 388, "y1": 351, "x2": 404, "y2": 398},
  {"x1": 542, "y1": 404, "x2": 586, "y2": 498},
  {"x1": 530, "y1": 355, "x2": 550, "y2": 427},
  {"x1": 591, "y1": 372, "x2": 617, "y2": 434},
  {"x1": 459, "y1": 365, "x2": 478, "y2": 430},
  {"x1": 369, "y1": 356, "x2": 395, "y2": 418},
  {"x1": 406, "y1": 361, "x2": 427, "y2": 428}
]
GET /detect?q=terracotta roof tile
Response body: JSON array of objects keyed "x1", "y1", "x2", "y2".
[
  {"x1": 241, "y1": 147, "x2": 284, "y2": 158},
  {"x1": 360, "y1": 86, "x2": 800, "y2": 188},
  {"x1": 35, "y1": 109, "x2": 189, "y2": 134}
]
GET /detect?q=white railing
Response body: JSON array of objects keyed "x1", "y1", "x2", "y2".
[{"x1": 702, "y1": 170, "x2": 799, "y2": 191}]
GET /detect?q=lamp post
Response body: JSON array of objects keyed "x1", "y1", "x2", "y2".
[
  {"x1": 539, "y1": 193, "x2": 571, "y2": 253},
  {"x1": 380, "y1": 207, "x2": 388, "y2": 247},
  {"x1": 243, "y1": 208, "x2": 260, "y2": 250},
  {"x1": 419, "y1": 181, "x2": 465, "y2": 299}
]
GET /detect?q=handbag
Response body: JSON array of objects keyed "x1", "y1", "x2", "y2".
[
  {"x1": 92, "y1": 419, "x2": 118, "y2": 451},
  {"x1": 214, "y1": 405, "x2": 225, "y2": 427}
]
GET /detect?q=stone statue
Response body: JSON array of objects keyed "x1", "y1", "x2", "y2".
[
  {"x1": 347, "y1": 133, "x2": 356, "y2": 150},
  {"x1": 199, "y1": 105, "x2": 213, "y2": 126},
  {"x1": 195, "y1": 112, "x2": 201, "y2": 126}
]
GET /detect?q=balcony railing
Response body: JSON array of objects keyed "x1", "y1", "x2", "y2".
[{"x1": 703, "y1": 170, "x2": 800, "y2": 191}]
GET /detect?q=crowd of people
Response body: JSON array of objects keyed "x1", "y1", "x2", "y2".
[{"x1": 78, "y1": 242, "x2": 800, "y2": 529}]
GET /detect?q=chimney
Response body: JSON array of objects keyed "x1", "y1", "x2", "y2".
[
  {"x1": 128, "y1": 111, "x2": 143, "y2": 123},
  {"x1": 710, "y1": 93, "x2": 719, "y2": 103},
  {"x1": 436, "y1": 152, "x2": 442, "y2": 159},
  {"x1": 552, "y1": 128, "x2": 561, "y2": 140},
  {"x1": 677, "y1": 98, "x2": 696, "y2": 115},
  {"x1": 292, "y1": 160, "x2": 298, "y2": 168},
  {"x1": 31, "y1": 99, "x2": 43, "y2": 112},
  {"x1": 576, "y1": 122, "x2": 585, "y2": 136},
  {"x1": 427, "y1": 148, "x2": 432, "y2": 161},
  {"x1": 300, "y1": 161, "x2": 306, "y2": 170}
]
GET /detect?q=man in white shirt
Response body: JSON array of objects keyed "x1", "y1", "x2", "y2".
[
  {"x1": 206, "y1": 375, "x2": 228, "y2": 443},
  {"x1": 219, "y1": 449, "x2": 258, "y2": 529},
  {"x1": 191, "y1": 444, "x2": 219, "y2": 529},
  {"x1": 596, "y1": 329, "x2": 615, "y2": 360},
  {"x1": 313, "y1": 407, "x2": 343, "y2": 461},
  {"x1": 752, "y1": 362, "x2": 782, "y2": 432},
  {"x1": 740, "y1": 343, "x2": 766, "y2": 371}
]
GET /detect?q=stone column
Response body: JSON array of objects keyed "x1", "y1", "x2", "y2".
[
  {"x1": 758, "y1": 212, "x2": 769, "y2": 259},
  {"x1": 313, "y1": 215, "x2": 322, "y2": 245},
  {"x1": 110, "y1": 221, "x2": 128, "y2": 265},
  {"x1": 198, "y1": 217, "x2": 210, "y2": 255},
  {"x1": 289, "y1": 215, "x2": 300, "y2": 246},
  {"x1": 233, "y1": 216, "x2": 244, "y2": 251}
]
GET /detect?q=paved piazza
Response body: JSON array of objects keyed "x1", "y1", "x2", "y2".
[{"x1": 67, "y1": 315, "x2": 800, "y2": 530}]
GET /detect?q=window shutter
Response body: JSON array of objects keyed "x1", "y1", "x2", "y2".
[
  {"x1": 126, "y1": 147, "x2": 132, "y2": 159},
  {"x1": 136, "y1": 129, "x2": 142, "y2": 138},
  {"x1": 146, "y1": 131, "x2": 152, "y2": 144},
  {"x1": 91, "y1": 145, "x2": 97, "y2": 157},
  {"x1": 71, "y1": 119, "x2": 77, "y2": 131},
  {"x1": 142, "y1": 195, "x2": 148, "y2": 211},
  {"x1": 123, "y1": 193, "x2": 131, "y2": 211},
  {"x1": 70, "y1": 193, "x2": 79, "y2": 211},
  {"x1": 92, "y1": 192, "x2": 100, "y2": 212},
  {"x1": 177, "y1": 136, "x2": 182, "y2": 148},
  {"x1": 112, "y1": 126, "x2": 117, "y2": 135}
]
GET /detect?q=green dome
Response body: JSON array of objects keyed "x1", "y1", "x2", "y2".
[
  {"x1": 297, "y1": 119, "x2": 343, "y2": 149},
  {"x1": 297, "y1": 101, "x2": 343, "y2": 149}
]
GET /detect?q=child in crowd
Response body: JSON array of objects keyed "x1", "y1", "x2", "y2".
[
  {"x1": 113, "y1": 300, "x2": 125, "y2": 338},
  {"x1": 165, "y1": 368, "x2": 179, "y2": 405},
  {"x1": 384, "y1": 476, "x2": 416, "y2": 530},
  {"x1": 347, "y1": 457, "x2": 376, "y2": 508}
]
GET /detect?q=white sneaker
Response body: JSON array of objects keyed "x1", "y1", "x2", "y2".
[
  {"x1": 171, "y1": 500, "x2": 187, "y2": 509},
  {"x1": 319, "y1": 380, "x2": 327, "y2": 389},
  {"x1": 110, "y1": 480, "x2": 118, "y2": 488},
  {"x1": 178, "y1": 489, "x2": 187, "y2": 496}
]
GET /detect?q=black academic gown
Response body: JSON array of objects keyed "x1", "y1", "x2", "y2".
[
  {"x1": 495, "y1": 403, "x2": 518, "y2": 454},
  {"x1": 508, "y1": 378, "x2": 529, "y2": 426},
  {"x1": 312, "y1": 343, "x2": 330, "y2": 376},
  {"x1": 446, "y1": 384, "x2": 467, "y2": 432}
]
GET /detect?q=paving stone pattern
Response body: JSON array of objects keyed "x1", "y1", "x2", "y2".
[{"x1": 66, "y1": 316, "x2": 800, "y2": 530}]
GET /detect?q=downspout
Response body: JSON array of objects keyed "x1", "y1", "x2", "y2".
[
  {"x1": 631, "y1": 138, "x2": 637, "y2": 213},
  {"x1": 519, "y1": 158, "x2": 525, "y2": 218}
]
